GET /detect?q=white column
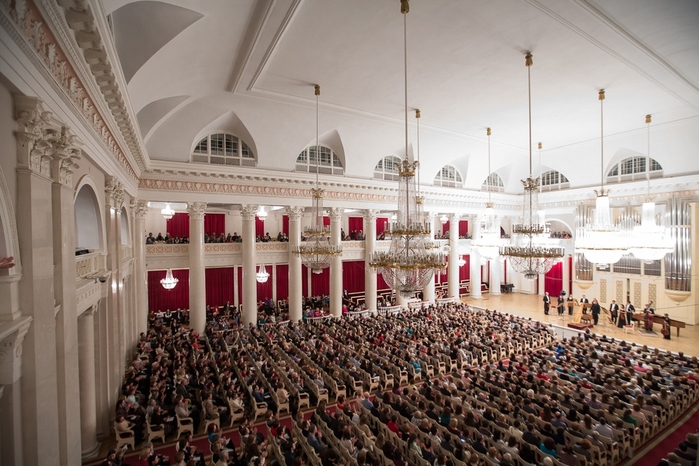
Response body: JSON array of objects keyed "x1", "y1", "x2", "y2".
[
  {"x1": 77, "y1": 307, "x2": 99, "y2": 457},
  {"x1": 538, "y1": 270, "x2": 545, "y2": 296},
  {"x1": 241, "y1": 205, "x2": 258, "y2": 326},
  {"x1": 286, "y1": 206, "x2": 304, "y2": 321},
  {"x1": 423, "y1": 213, "x2": 436, "y2": 304},
  {"x1": 490, "y1": 259, "x2": 502, "y2": 296},
  {"x1": 363, "y1": 210, "x2": 378, "y2": 311},
  {"x1": 187, "y1": 202, "x2": 207, "y2": 334},
  {"x1": 562, "y1": 254, "x2": 570, "y2": 295},
  {"x1": 132, "y1": 201, "x2": 149, "y2": 334},
  {"x1": 448, "y1": 214, "x2": 460, "y2": 299},
  {"x1": 396, "y1": 293, "x2": 408, "y2": 308},
  {"x1": 329, "y1": 207, "x2": 343, "y2": 317},
  {"x1": 470, "y1": 218, "x2": 482, "y2": 299},
  {"x1": 0, "y1": 321, "x2": 31, "y2": 466}
]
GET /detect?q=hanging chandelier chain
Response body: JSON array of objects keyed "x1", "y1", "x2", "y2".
[
  {"x1": 487, "y1": 127, "x2": 491, "y2": 205},
  {"x1": 646, "y1": 113, "x2": 651, "y2": 197},
  {"x1": 599, "y1": 89, "x2": 605, "y2": 194},
  {"x1": 315, "y1": 84, "x2": 320, "y2": 191}
]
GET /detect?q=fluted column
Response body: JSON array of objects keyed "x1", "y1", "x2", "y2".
[
  {"x1": 132, "y1": 201, "x2": 149, "y2": 334},
  {"x1": 241, "y1": 205, "x2": 258, "y2": 326},
  {"x1": 448, "y1": 214, "x2": 460, "y2": 299},
  {"x1": 286, "y1": 206, "x2": 304, "y2": 321},
  {"x1": 187, "y1": 202, "x2": 207, "y2": 334},
  {"x1": 363, "y1": 209, "x2": 378, "y2": 311},
  {"x1": 329, "y1": 207, "x2": 343, "y2": 317},
  {"x1": 470, "y1": 219, "x2": 482, "y2": 299},
  {"x1": 423, "y1": 213, "x2": 436, "y2": 304},
  {"x1": 78, "y1": 306, "x2": 98, "y2": 457}
]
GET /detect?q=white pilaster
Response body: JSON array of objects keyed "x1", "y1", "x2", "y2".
[
  {"x1": 329, "y1": 207, "x2": 343, "y2": 317},
  {"x1": 286, "y1": 206, "x2": 304, "y2": 322},
  {"x1": 470, "y1": 218, "x2": 482, "y2": 299},
  {"x1": 241, "y1": 205, "x2": 258, "y2": 326},
  {"x1": 132, "y1": 201, "x2": 149, "y2": 334},
  {"x1": 187, "y1": 202, "x2": 207, "y2": 334},
  {"x1": 363, "y1": 210, "x2": 378, "y2": 311},
  {"x1": 562, "y1": 254, "x2": 570, "y2": 295},
  {"x1": 448, "y1": 214, "x2": 460, "y2": 299},
  {"x1": 77, "y1": 307, "x2": 99, "y2": 458}
]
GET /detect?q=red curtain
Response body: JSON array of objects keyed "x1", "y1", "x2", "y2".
[
  {"x1": 255, "y1": 217, "x2": 265, "y2": 238},
  {"x1": 276, "y1": 264, "x2": 289, "y2": 300},
  {"x1": 323, "y1": 216, "x2": 330, "y2": 227},
  {"x1": 204, "y1": 214, "x2": 225, "y2": 237},
  {"x1": 348, "y1": 217, "x2": 363, "y2": 236},
  {"x1": 256, "y1": 265, "x2": 272, "y2": 304},
  {"x1": 166, "y1": 213, "x2": 189, "y2": 238},
  {"x1": 442, "y1": 220, "x2": 450, "y2": 236},
  {"x1": 503, "y1": 260, "x2": 507, "y2": 284},
  {"x1": 148, "y1": 269, "x2": 189, "y2": 312},
  {"x1": 302, "y1": 265, "x2": 309, "y2": 297},
  {"x1": 377, "y1": 271, "x2": 389, "y2": 291},
  {"x1": 459, "y1": 255, "x2": 470, "y2": 281},
  {"x1": 376, "y1": 218, "x2": 388, "y2": 237},
  {"x1": 205, "y1": 267, "x2": 235, "y2": 307},
  {"x1": 237, "y1": 267, "x2": 243, "y2": 306},
  {"x1": 311, "y1": 266, "x2": 330, "y2": 295},
  {"x1": 342, "y1": 260, "x2": 365, "y2": 293},
  {"x1": 459, "y1": 220, "x2": 468, "y2": 238},
  {"x1": 282, "y1": 215, "x2": 289, "y2": 237}
]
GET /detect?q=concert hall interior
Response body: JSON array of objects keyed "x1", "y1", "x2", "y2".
[{"x1": 0, "y1": 1, "x2": 698, "y2": 466}]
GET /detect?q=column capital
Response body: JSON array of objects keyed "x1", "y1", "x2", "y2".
[
  {"x1": 79, "y1": 305, "x2": 97, "y2": 319},
  {"x1": 105, "y1": 175, "x2": 124, "y2": 210},
  {"x1": 131, "y1": 200, "x2": 149, "y2": 219},
  {"x1": 363, "y1": 209, "x2": 380, "y2": 222},
  {"x1": 449, "y1": 212, "x2": 462, "y2": 222},
  {"x1": 240, "y1": 204, "x2": 258, "y2": 221},
  {"x1": 328, "y1": 207, "x2": 343, "y2": 221},
  {"x1": 285, "y1": 206, "x2": 305, "y2": 221},
  {"x1": 187, "y1": 202, "x2": 207, "y2": 220},
  {"x1": 0, "y1": 318, "x2": 32, "y2": 385},
  {"x1": 48, "y1": 126, "x2": 82, "y2": 188},
  {"x1": 14, "y1": 95, "x2": 53, "y2": 177}
]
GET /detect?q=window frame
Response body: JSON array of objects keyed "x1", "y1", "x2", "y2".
[
  {"x1": 191, "y1": 132, "x2": 256, "y2": 167},
  {"x1": 482, "y1": 172, "x2": 504, "y2": 192},
  {"x1": 374, "y1": 156, "x2": 402, "y2": 181},
  {"x1": 434, "y1": 164, "x2": 463, "y2": 188},
  {"x1": 607, "y1": 156, "x2": 662, "y2": 183},
  {"x1": 296, "y1": 144, "x2": 344, "y2": 175}
]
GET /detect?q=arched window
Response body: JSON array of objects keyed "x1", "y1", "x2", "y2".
[
  {"x1": 191, "y1": 133, "x2": 256, "y2": 167},
  {"x1": 74, "y1": 184, "x2": 103, "y2": 252},
  {"x1": 434, "y1": 165, "x2": 463, "y2": 188},
  {"x1": 482, "y1": 172, "x2": 504, "y2": 192},
  {"x1": 296, "y1": 145, "x2": 344, "y2": 175},
  {"x1": 607, "y1": 156, "x2": 662, "y2": 183},
  {"x1": 540, "y1": 170, "x2": 570, "y2": 191},
  {"x1": 374, "y1": 156, "x2": 402, "y2": 181}
]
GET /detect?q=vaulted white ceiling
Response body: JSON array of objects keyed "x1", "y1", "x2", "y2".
[{"x1": 104, "y1": 0, "x2": 699, "y2": 192}]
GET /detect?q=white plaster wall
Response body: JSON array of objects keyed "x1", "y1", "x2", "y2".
[{"x1": 0, "y1": 80, "x2": 17, "y2": 210}]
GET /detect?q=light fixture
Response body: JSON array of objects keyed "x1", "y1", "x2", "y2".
[
  {"x1": 369, "y1": 0, "x2": 446, "y2": 297},
  {"x1": 628, "y1": 114, "x2": 673, "y2": 262},
  {"x1": 574, "y1": 90, "x2": 629, "y2": 266},
  {"x1": 160, "y1": 268, "x2": 178, "y2": 290},
  {"x1": 291, "y1": 85, "x2": 342, "y2": 274},
  {"x1": 161, "y1": 203, "x2": 175, "y2": 220},
  {"x1": 472, "y1": 128, "x2": 502, "y2": 262},
  {"x1": 499, "y1": 53, "x2": 564, "y2": 280},
  {"x1": 440, "y1": 214, "x2": 449, "y2": 225},
  {"x1": 257, "y1": 206, "x2": 268, "y2": 220},
  {"x1": 458, "y1": 256, "x2": 466, "y2": 267},
  {"x1": 256, "y1": 264, "x2": 270, "y2": 283}
]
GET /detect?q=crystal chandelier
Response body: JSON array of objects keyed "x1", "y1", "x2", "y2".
[
  {"x1": 574, "y1": 90, "x2": 629, "y2": 266},
  {"x1": 257, "y1": 206, "x2": 267, "y2": 220},
  {"x1": 369, "y1": 0, "x2": 446, "y2": 297},
  {"x1": 160, "y1": 268, "x2": 178, "y2": 290},
  {"x1": 628, "y1": 114, "x2": 673, "y2": 262},
  {"x1": 500, "y1": 54, "x2": 564, "y2": 280},
  {"x1": 291, "y1": 85, "x2": 342, "y2": 274},
  {"x1": 472, "y1": 128, "x2": 502, "y2": 262},
  {"x1": 256, "y1": 264, "x2": 270, "y2": 283},
  {"x1": 161, "y1": 203, "x2": 175, "y2": 220}
]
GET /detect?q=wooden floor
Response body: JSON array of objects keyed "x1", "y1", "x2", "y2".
[{"x1": 462, "y1": 292, "x2": 699, "y2": 357}]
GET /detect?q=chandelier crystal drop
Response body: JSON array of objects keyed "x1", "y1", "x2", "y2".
[
  {"x1": 574, "y1": 90, "x2": 630, "y2": 266},
  {"x1": 291, "y1": 85, "x2": 342, "y2": 273},
  {"x1": 369, "y1": 0, "x2": 446, "y2": 297},
  {"x1": 472, "y1": 128, "x2": 502, "y2": 262},
  {"x1": 161, "y1": 203, "x2": 175, "y2": 220},
  {"x1": 160, "y1": 268, "x2": 178, "y2": 290},
  {"x1": 256, "y1": 264, "x2": 270, "y2": 283},
  {"x1": 628, "y1": 115, "x2": 673, "y2": 262},
  {"x1": 499, "y1": 54, "x2": 564, "y2": 280}
]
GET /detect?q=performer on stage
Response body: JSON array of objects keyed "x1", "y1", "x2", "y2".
[
  {"x1": 543, "y1": 292, "x2": 550, "y2": 315},
  {"x1": 662, "y1": 314, "x2": 672, "y2": 340},
  {"x1": 590, "y1": 299, "x2": 601, "y2": 325},
  {"x1": 617, "y1": 304, "x2": 626, "y2": 328},
  {"x1": 557, "y1": 294, "x2": 565, "y2": 317},
  {"x1": 644, "y1": 307, "x2": 654, "y2": 332},
  {"x1": 625, "y1": 300, "x2": 636, "y2": 327},
  {"x1": 609, "y1": 300, "x2": 619, "y2": 324}
]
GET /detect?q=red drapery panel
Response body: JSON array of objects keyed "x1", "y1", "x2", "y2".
[
  {"x1": 255, "y1": 217, "x2": 265, "y2": 238},
  {"x1": 204, "y1": 214, "x2": 225, "y2": 237},
  {"x1": 205, "y1": 267, "x2": 235, "y2": 308},
  {"x1": 282, "y1": 215, "x2": 289, "y2": 237},
  {"x1": 459, "y1": 255, "x2": 470, "y2": 281},
  {"x1": 442, "y1": 220, "x2": 450, "y2": 236},
  {"x1": 376, "y1": 218, "x2": 388, "y2": 236},
  {"x1": 302, "y1": 265, "x2": 309, "y2": 297},
  {"x1": 459, "y1": 220, "x2": 468, "y2": 238},
  {"x1": 545, "y1": 262, "x2": 563, "y2": 296},
  {"x1": 377, "y1": 271, "x2": 389, "y2": 291},
  {"x1": 256, "y1": 265, "x2": 273, "y2": 304},
  {"x1": 148, "y1": 269, "x2": 189, "y2": 312},
  {"x1": 503, "y1": 260, "x2": 507, "y2": 284},
  {"x1": 311, "y1": 267, "x2": 330, "y2": 296},
  {"x1": 323, "y1": 216, "x2": 330, "y2": 227},
  {"x1": 166, "y1": 213, "x2": 189, "y2": 238},
  {"x1": 342, "y1": 260, "x2": 365, "y2": 293},
  {"x1": 237, "y1": 267, "x2": 243, "y2": 306},
  {"x1": 276, "y1": 264, "x2": 289, "y2": 300},
  {"x1": 348, "y1": 217, "x2": 363, "y2": 235}
]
